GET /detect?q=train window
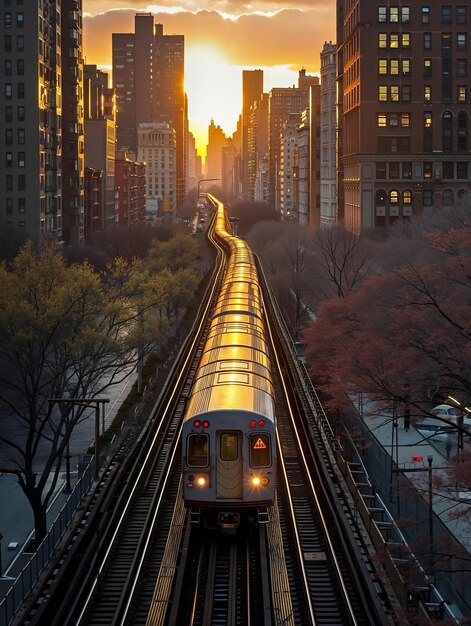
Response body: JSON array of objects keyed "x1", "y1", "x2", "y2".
[
  {"x1": 187, "y1": 434, "x2": 209, "y2": 467},
  {"x1": 250, "y1": 434, "x2": 271, "y2": 468},
  {"x1": 220, "y1": 433, "x2": 238, "y2": 461}
]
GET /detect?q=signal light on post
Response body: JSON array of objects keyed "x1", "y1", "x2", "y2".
[{"x1": 411, "y1": 456, "x2": 424, "y2": 462}]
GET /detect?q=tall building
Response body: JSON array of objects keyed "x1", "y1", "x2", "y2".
[
  {"x1": 84, "y1": 65, "x2": 117, "y2": 233},
  {"x1": 112, "y1": 14, "x2": 186, "y2": 211},
  {"x1": 320, "y1": 42, "x2": 337, "y2": 228},
  {"x1": 138, "y1": 122, "x2": 176, "y2": 219},
  {"x1": 268, "y1": 71, "x2": 319, "y2": 214},
  {"x1": 337, "y1": 1, "x2": 471, "y2": 233},
  {"x1": 242, "y1": 70, "x2": 264, "y2": 198},
  {"x1": 0, "y1": 0, "x2": 84, "y2": 256},
  {"x1": 205, "y1": 119, "x2": 228, "y2": 183},
  {"x1": 279, "y1": 114, "x2": 299, "y2": 221},
  {"x1": 248, "y1": 93, "x2": 268, "y2": 202}
]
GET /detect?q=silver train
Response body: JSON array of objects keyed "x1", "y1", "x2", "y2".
[{"x1": 182, "y1": 196, "x2": 276, "y2": 530}]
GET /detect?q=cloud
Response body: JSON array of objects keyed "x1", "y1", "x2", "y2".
[{"x1": 83, "y1": 6, "x2": 335, "y2": 73}]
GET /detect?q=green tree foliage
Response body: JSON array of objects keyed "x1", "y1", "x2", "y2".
[
  {"x1": 148, "y1": 232, "x2": 198, "y2": 272},
  {"x1": 0, "y1": 242, "x2": 168, "y2": 542}
]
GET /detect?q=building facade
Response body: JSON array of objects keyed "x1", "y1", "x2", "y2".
[
  {"x1": 112, "y1": 14, "x2": 186, "y2": 211},
  {"x1": 115, "y1": 149, "x2": 146, "y2": 227},
  {"x1": 138, "y1": 122, "x2": 176, "y2": 219},
  {"x1": 320, "y1": 42, "x2": 337, "y2": 227},
  {"x1": 337, "y1": 0, "x2": 471, "y2": 233},
  {"x1": 0, "y1": 0, "x2": 84, "y2": 257},
  {"x1": 242, "y1": 70, "x2": 264, "y2": 199}
]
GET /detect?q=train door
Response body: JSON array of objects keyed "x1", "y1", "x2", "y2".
[{"x1": 216, "y1": 431, "x2": 243, "y2": 499}]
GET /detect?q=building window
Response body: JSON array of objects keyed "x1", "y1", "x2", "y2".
[
  {"x1": 424, "y1": 85, "x2": 432, "y2": 101},
  {"x1": 390, "y1": 85, "x2": 399, "y2": 101},
  {"x1": 390, "y1": 59, "x2": 399, "y2": 75},
  {"x1": 441, "y1": 5, "x2": 452, "y2": 23},
  {"x1": 458, "y1": 85, "x2": 467, "y2": 102},
  {"x1": 390, "y1": 190, "x2": 399, "y2": 204},
  {"x1": 18, "y1": 175, "x2": 25, "y2": 191},
  {"x1": 16, "y1": 12, "x2": 23, "y2": 27},
  {"x1": 377, "y1": 114, "x2": 387, "y2": 127},
  {"x1": 390, "y1": 7, "x2": 399, "y2": 22},
  {"x1": 389, "y1": 162, "x2": 400, "y2": 178},
  {"x1": 390, "y1": 33, "x2": 399, "y2": 48},
  {"x1": 16, "y1": 35, "x2": 24, "y2": 52},
  {"x1": 403, "y1": 190, "x2": 412, "y2": 204},
  {"x1": 17, "y1": 58, "x2": 24, "y2": 75},
  {"x1": 4, "y1": 12, "x2": 11, "y2": 27},
  {"x1": 442, "y1": 111, "x2": 453, "y2": 152},
  {"x1": 6, "y1": 198, "x2": 13, "y2": 215},
  {"x1": 401, "y1": 7, "x2": 410, "y2": 23},
  {"x1": 457, "y1": 6, "x2": 467, "y2": 24},
  {"x1": 457, "y1": 162, "x2": 468, "y2": 178},
  {"x1": 378, "y1": 59, "x2": 388, "y2": 74},
  {"x1": 443, "y1": 189, "x2": 453, "y2": 206},
  {"x1": 17, "y1": 128, "x2": 24, "y2": 144},
  {"x1": 424, "y1": 59, "x2": 432, "y2": 76},
  {"x1": 401, "y1": 113, "x2": 410, "y2": 127},
  {"x1": 18, "y1": 152, "x2": 25, "y2": 167},
  {"x1": 401, "y1": 85, "x2": 411, "y2": 102},
  {"x1": 5, "y1": 128, "x2": 12, "y2": 144},
  {"x1": 6, "y1": 175, "x2": 13, "y2": 191},
  {"x1": 423, "y1": 189, "x2": 433, "y2": 205},
  {"x1": 17, "y1": 106, "x2": 25, "y2": 121},
  {"x1": 457, "y1": 33, "x2": 467, "y2": 50},
  {"x1": 4, "y1": 35, "x2": 12, "y2": 52},
  {"x1": 402, "y1": 162, "x2": 412, "y2": 179},
  {"x1": 424, "y1": 162, "x2": 433, "y2": 179},
  {"x1": 401, "y1": 59, "x2": 410, "y2": 75},
  {"x1": 5, "y1": 106, "x2": 12, "y2": 122},
  {"x1": 378, "y1": 6, "x2": 387, "y2": 22},
  {"x1": 424, "y1": 33, "x2": 432, "y2": 49},
  {"x1": 457, "y1": 59, "x2": 467, "y2": 77},
  {"x1": 5, "y1": 83, "x2": 12, "y2": 99},
  {"x1": 17, "y1": 83, "x2": 24, "y2": 98},
  {"x1": 424, "y1": 112, "x2": 433, "y2": 152},
  {"x1": 4, "y1": 59, "x2": 12, "y2": 76},
  {"x1": 457, "y1": 111, "x2": 468, "y2": 151},
  {"x1": 378, "y1": 85, "x2": 388, "y2": 101},
  {"x1": 18, "y1": 197, "x2": 25, "y2": 213},
  {"x1": 376, "y1": 162, "x2": 387, "y2": 179},
  {"x1": 421, "y1": 6, "x2": 430, "y2": 23},
  {"x1": 390, "y1": 113, "x2": 399, "y2": 127},
  {"x1": 401, "y1": 33, "x2": 410, "y2": 48},
  {"x1": 379, "y1": 33, "x2": 387, "y2": 48},
  {"x1": 443, "y1": 162, "x2": 454, "y2": 179},
  {"x1": 5, "y1": 152, "x2": 13, "y2": 168}
]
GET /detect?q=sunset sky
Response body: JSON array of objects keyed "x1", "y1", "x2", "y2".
[{"x1": 83, "y1": 1, "x2": 336, "y2": 156}]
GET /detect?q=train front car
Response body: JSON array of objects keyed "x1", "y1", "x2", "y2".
[{"x1": 182, "y1": 198, "x2": 276, "y2": 531}]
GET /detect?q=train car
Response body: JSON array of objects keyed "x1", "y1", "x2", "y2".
[{"x1": 182, "y1": 196, "x2": 276, "y2": 530}]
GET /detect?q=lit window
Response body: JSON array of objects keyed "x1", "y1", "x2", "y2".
[
  {"x1": 424, "y1": 112, "x2": 432, "y2": 127},
  {"x1": 377, "y1": 114, "x2": 387, "y2": 127},
  {"x1": 401, "y1": 113, "x2": 410, "y2": 127},
  {"x1": 390, "y1": 59, "x2": 399, "y2": 75},
  {"x1": 378, "y1": 59, "x2": 387, "y2": 74},
  {"x1": 424, "y1": 86, "x2": 432, "y2": 101},
  {"x1": 378, "y1": 33, "x2": 387, "y2": 48},
  {"x1": 390, "y1": 190, "x2": 399, "y2": 203},
  {"x1": 401, "y1": 7, "x2": 410, "y2": 23},
  {"x1": 457, "y1": 33, "x2": 467, "y2": 51},
  {"x1": 402, "y1": 33, "x2": 410, "y2": 48},
  {"x1": 390, "y1": 85, "x2": 399, "y2": 101},
  {"x1": 424, "y1": 59, "x2": 432, "y2": 76},
  {"x1": 421, "y1": 6, "x2": 430, "y2": 23},
  {"x1": 390, "y1": 33, "x2": 399, "y2": 48},
  {"x1": 403, "y1": 190, "x2": 412, "y2": 204},
  {"x1": 458, "y1": 85, "x2": 467, "y2": 102},
  {"x1": 401, "y1": 59, "x2": 410, "y2": 75},
  {"x1": 390, "y1": 7, "x2": 399, "y2": 22},
  {"x1": 378, "y1": 85, "x2": 388, "y2": 101}
]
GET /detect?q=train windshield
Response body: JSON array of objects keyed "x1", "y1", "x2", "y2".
[
  {"x1": 187, "y1": 434, "x2": 209, "y2": 467},
  {"x1": 250, "y1": 433, "x2": 271, "y2": 467},
  {"x1": 220, "y1": 432, "x2": 239, "y2": 461}
]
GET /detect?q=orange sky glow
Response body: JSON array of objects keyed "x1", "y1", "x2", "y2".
[{"x1": 83, "y1": 2, "x2": 336, "y2": 156}]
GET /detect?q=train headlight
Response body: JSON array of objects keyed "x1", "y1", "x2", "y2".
[
  {"x1": 196, "y1": 475, "x2": 207, "y2": 487},
  {"x1": 251, "y1": 475, "x2": 269, "y2": 487},
  {"x1": 252, "y1": 476, "x2": 261, "y2": 486}
]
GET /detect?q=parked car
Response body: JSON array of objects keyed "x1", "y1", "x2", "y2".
[
  {"x1": 431, "y1": 404, "x2": 471, "y2": 430},
  {"x1": 415, "y1": 404, "x2": 471, "y2": 440}
]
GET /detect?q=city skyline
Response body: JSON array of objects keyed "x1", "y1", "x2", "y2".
[{"x1": 83, "y1": 1, "x2": 336, "y2": 155}]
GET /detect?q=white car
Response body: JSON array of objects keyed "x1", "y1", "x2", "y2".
[
  {"x1": 430, "y1": 404, "x2": 471, "y2": 429},
  {"x1": 416, "y1": 404, "x2": 471, "y2": 440}
]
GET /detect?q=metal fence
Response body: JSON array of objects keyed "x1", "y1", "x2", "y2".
[
  {"x1": 341, "y1": 409, "x2": 471, "y2": 617},
  {"x1": 0, "y1": 457, "x2": 95, "y2": 626}
]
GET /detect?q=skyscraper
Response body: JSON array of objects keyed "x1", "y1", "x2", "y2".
[
  {"x1": 242, "y1": 70, "x2": 264, "y2": 199},
  {"x1": 112, "y1": 14, "x2": 186, "y2": 211},
  {"x1": 336, "y1": 1, "x2": 471, "y2": 232},
  {"x1": 0, "y1": 0, "x2": 84, "y2": 257}
]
